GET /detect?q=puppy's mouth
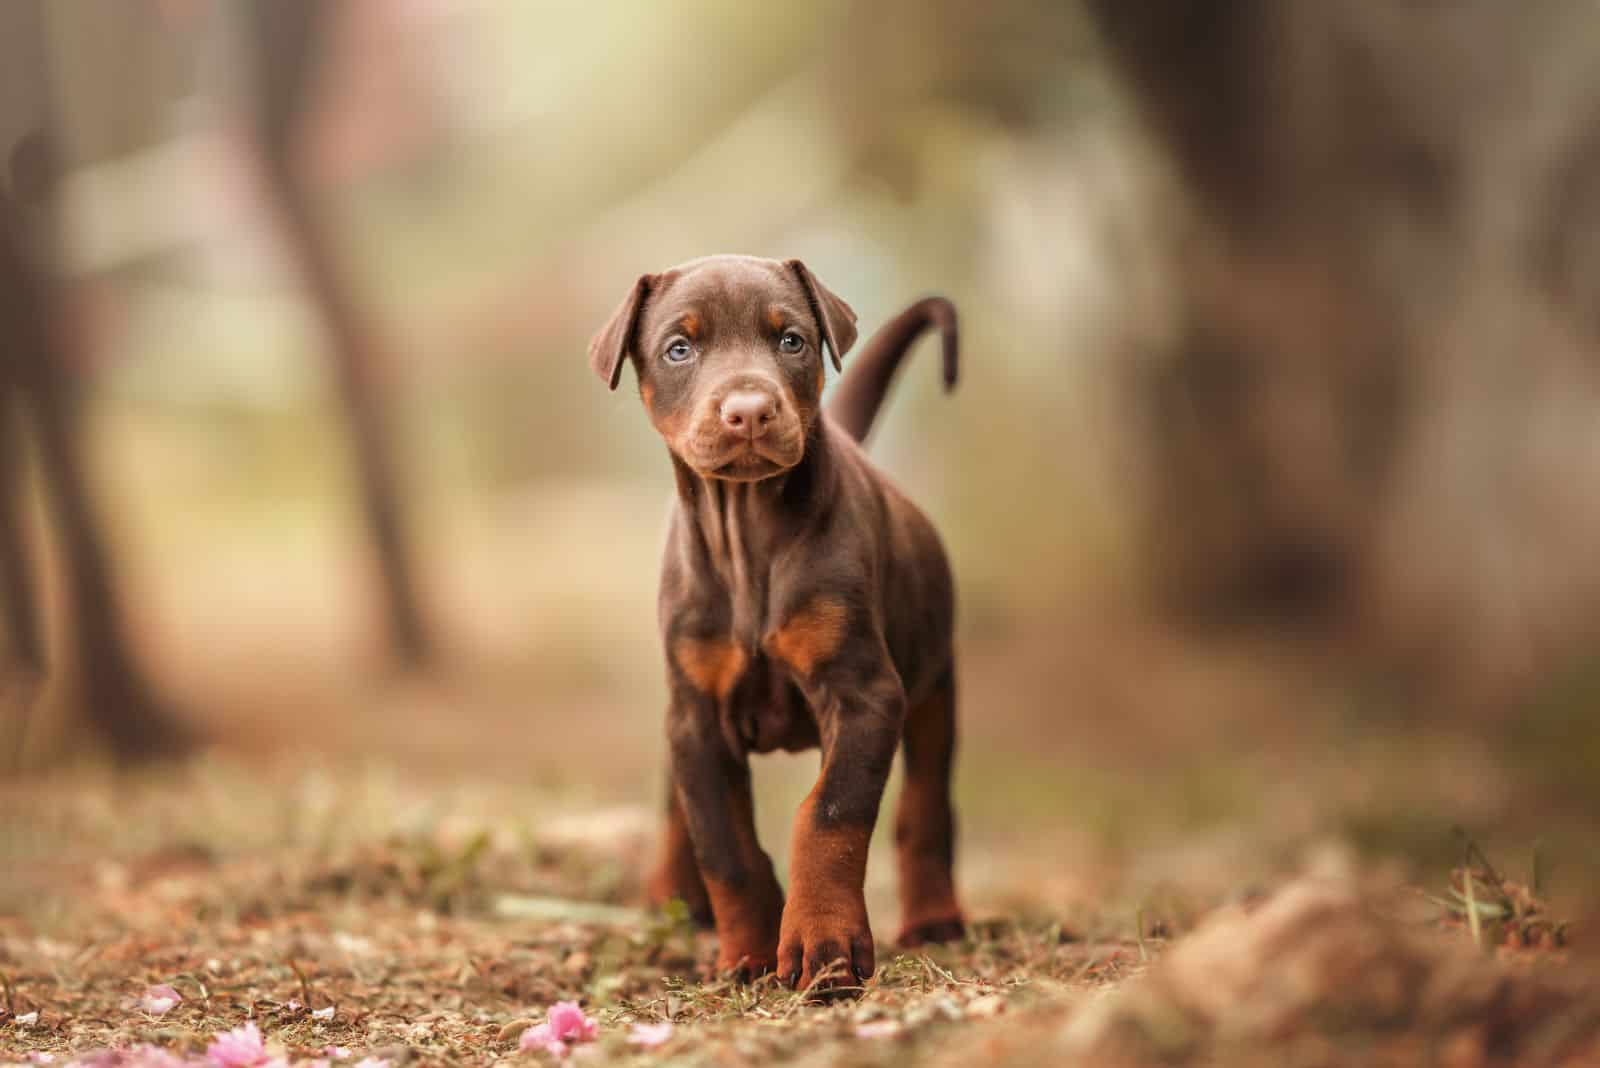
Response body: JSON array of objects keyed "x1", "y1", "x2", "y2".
[
  {"x1": 674, "y1": 406, "x2": 807, "y2": 481},
  {"x1": 682, "y1": 432, "x2": 804, "y2": 482},
  {"x1": 710, "y1": 449, "x2": 790, "y2": 481}
]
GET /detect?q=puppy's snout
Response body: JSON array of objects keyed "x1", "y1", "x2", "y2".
[{"x1": 720, "y1": 390, "x2": 779, "y2": 439}]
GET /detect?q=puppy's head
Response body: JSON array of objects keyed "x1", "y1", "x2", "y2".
[{"x1": 588, "y1": 255, "x2": 857, "y2": 481}]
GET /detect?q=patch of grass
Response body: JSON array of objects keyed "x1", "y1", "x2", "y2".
[{"x1": 1427, "y1": 836, "x2": 1570, "y2": 952}]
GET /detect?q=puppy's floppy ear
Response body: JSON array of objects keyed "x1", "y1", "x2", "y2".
[
  {"x1": 786, "y1": 259, "x2": 858, "y2": 372},
  {"x1": 588, "y1": 274, "x2": 653, "y2": 390}
]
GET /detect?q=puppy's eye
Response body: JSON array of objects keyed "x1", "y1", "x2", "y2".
[
  {"x1": 664, "y1": 339, "x2": 694, "y2": 364},
  {"x1": 778, "y1": 330, "x2": 805, "y2": 354}
]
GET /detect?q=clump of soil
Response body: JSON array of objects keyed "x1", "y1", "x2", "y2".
[{"x1": 1054, "y1": 864, "x2": 1596, "y2": 1067}]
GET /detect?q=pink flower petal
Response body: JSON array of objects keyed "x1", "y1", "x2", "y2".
[
  {"x1": 127, "y1": 1044, "x2": 192, "y2": 1068},
  {"x1": 626, "y1": 1022, "x2": 674, "y2": 1048},
  {"x1": 518, "y1": 1028, "x2": 568, "y2": 1058},
  {"x1": 140, "y1": 984, "x2": 183, "y2": 1017},
  {"x1": 207, "y1": 1021, "x2": 268, "y2": 1067},
  {"x1": 545, "y1": 1001, "x2": 597, "y2": 1042},
  {"x1": 521, "y1": 1001, "x2": 599, "y2": 1056},
  {"x1": 519, "y1": 1022, "x2": 554, "y2": 1051}
]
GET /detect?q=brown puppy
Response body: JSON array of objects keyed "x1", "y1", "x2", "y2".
[{"x1": 589, "y1": 255, "x2": 963, "y2": 995}]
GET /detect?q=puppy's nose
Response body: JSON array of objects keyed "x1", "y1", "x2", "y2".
[{"x1": 720, "y1": 391, "x2": 778, "y2": 438}]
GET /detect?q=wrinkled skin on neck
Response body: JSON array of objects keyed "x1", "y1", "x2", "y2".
[{"x1": 665, "y1": 418, "x2": 839, "y2": 665}]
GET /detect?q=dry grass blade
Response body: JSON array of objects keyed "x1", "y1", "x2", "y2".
[
  {"x1": 1463, "y1": 854, "x2": 1483, "y2": 950},
  {"x1": 799, "y1": 959, "x2": 862, "y2": 1001},
  {"x1": 287, "y1": 958, "x2": 313, "y2": 1010}
]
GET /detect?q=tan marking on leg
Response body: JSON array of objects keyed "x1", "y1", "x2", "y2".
[
  {"x1": 765, "y1": 597, "x2": 849, "y2": 677},
  {"x1": 778, "y1": 790, "x2": 875, "y2": 995},
  {"x1": 673, "y1": 637, "x2": 747, "y2": 699}
]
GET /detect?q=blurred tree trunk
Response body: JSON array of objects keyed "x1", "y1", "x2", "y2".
[
  {"x1": 1089, "y1": 1, "x2": 1600, "y2": 703},
  {"x1": 242, "y1": 0, "x2": 435, "y2": 669},
  {"x1": 1, "y1": 189, "x2": 190, "y2": 761},
  {"x1": 0, "y1": 371, "x2": 43, "y2": 694},
  {"x1": 1, "y1": 0, "x2": 191, "y2": 762}
]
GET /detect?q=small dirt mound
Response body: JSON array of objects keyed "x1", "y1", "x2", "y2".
[{"x1": 1057, "y1": 870, "x2": 1598, "y2": 1067}]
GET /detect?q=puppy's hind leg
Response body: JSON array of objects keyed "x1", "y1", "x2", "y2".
[
  {"x1": 895, "y1": 666, "x2": 965, "y2": 946},
  {"x1": 646, "y1": 769, "x2": 714, "y2": 927}
]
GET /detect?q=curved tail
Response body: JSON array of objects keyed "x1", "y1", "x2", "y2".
[{"x1": 827, "y1": 296, "x2": 958, "y2": 442}]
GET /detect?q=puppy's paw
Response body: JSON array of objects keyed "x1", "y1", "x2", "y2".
[
  {"x1": 777, "y1": 898, "x2": 874, "y2": 1001},
  {"x1": 715, "y1": 945, "x2": 778, "y2": 983},
  {"x1": 897, "y1": 912, "x2": 966, "y2": 947},
  {"x1": 706, "y1": 869, "x2": 785, "y2": 983}
]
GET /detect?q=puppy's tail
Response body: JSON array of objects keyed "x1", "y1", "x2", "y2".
[{"x1": 827, "y1": 296, "x2": 958, "y2": 443}]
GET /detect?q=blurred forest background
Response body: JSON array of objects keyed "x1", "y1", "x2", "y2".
[{"x1": 4, "y1": 0, "x2": 1600, "y2": 925}]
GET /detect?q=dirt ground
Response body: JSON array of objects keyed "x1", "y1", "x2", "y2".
[{"x1": 4, "y1": 614, "x2": 1599, "y2": 1067}]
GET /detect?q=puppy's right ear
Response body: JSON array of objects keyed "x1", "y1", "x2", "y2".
[{"x1": 588, "y1": 274, "x2": 653, "y2": 390}]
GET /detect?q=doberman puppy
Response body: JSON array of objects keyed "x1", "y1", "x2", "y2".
[{"x1": 588, "y1": 255, "x2": 963, "y2": 995}]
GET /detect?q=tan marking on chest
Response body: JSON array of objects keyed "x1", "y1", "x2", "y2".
[
  {"x1": 765, "y1": 597, "x2": 849, "y2": 677},
  {"x1": 674, "y1": 637, "x2": 747, "y2": 699}
]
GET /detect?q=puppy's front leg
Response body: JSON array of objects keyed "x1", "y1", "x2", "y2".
[
  {"x1": 780, "y1": 668, "x2": 903, "y2": 995},
  {"x1": 767, "y1": 606, "x2": 905, "y2": 996},
  {"x1": 667, "y1": 704, "x2": 785, "y2": 978}
]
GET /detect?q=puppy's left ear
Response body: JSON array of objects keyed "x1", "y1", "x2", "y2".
[
  {"x1": 588, "y1": 274, "x2": 653, "y2": 390},
  {"x1": 787, "y1": 260, "x2": 858, "y2": 372}
]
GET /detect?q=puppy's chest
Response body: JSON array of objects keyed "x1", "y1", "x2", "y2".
[{"x1": 672, "y1": 629, "x2": 816, "y2": 753}]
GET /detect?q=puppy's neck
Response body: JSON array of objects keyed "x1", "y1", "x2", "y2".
[{"x1": 671, "y1": 419, "x2": 837, "y2": 622}]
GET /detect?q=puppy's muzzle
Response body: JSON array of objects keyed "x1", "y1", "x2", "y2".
[{"x1": 682, "y1": 375, "x2": 804, "y2": 478}]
